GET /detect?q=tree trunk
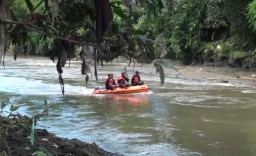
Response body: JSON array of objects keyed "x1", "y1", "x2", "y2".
[{"x1": 0, "y1": 0, "x2": 10, "y2": 64}]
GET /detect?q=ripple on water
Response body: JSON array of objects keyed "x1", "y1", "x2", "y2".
[
  {"x1": 0, "y1": 76, "x2": 95, "y2": 95},
  {"x1": 241, "y1": 90, "x2": 256, "y2": 94},
  {"x1": 2, "y1": 57, "x2": 256, "y2": 156}
]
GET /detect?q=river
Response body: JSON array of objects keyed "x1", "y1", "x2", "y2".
[{"x1": 0, "y1": 56, "x2": 256, "y2": 156}]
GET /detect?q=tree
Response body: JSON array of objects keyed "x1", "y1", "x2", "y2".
[{"x1": 0, "y1": 0, "x2": 11, "y2": 64}]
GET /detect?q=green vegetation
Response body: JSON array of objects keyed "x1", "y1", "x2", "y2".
[
  {"x1": 2, "y1": 0, "x2": 256, "y2": 69},
  {"x1": 0, "y1": 98, "x2": 50, "y2": 141}
]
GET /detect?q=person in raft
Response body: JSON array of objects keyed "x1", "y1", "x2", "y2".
[
  {"x1": 118, "y1": 72, "x2": 130, "y2": 88},
  {"x1": 131, "y1": 71, "x2": 144, "y2": 86},
  {"x1": 105, "y1": 74, "x2": 117, "y2": 90}
]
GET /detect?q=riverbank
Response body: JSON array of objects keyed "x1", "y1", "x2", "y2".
[
  {"x1": 0, "y1": 115, "x2": 121, "y2": 156},
  {"x1": 175, "y1": 65, "x2": 256, "y2": 87},
  {"x1": 101, "y1": 60, "x2": 256, "y2": 88}
]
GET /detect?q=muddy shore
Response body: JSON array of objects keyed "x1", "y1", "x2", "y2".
[
  {"x1": 173, "y1": 65, "x2": 256, "y2": 87},
  {"x1": 0, "y1": 115, "x2": 121, "y2": 156},
  {"x1": 100, "y1": 61, "x2": 256, "y2": 87}
]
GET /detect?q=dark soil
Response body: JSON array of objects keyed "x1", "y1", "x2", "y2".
[{"x1": 0, "y1": 115, "x2": 122, "y2": 156}]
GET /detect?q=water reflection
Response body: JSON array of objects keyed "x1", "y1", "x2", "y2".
[{"x1": 95, "y1": 94, "x2": 150, "y2": 113}]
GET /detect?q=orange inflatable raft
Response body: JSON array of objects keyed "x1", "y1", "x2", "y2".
[{"x1": 92, "y1": 85, "x2": 150, "y2": 94}]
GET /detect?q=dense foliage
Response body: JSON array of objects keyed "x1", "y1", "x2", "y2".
[{"x1": 1, "y1": 0, "x2": 256, "y2": 68}]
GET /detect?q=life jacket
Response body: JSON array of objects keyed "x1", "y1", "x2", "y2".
[
  {"x1": 133, "y1": 76, "x2": 140, "y2": 84},
  {"x1": 109, "y1": 78, "x2": 115, "y2": 86},
  {"x1": 118, "y1": 76, "x2": 126, "y2": 87},
  {"x1": 105, "y1": 78, "x2": 115, "y2": 86}
]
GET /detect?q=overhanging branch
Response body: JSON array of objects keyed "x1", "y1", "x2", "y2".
[
  {"x1": 0, "y1": 18, "x2": 109, "y2": 47},
  {"x1": 24, "y1": 25, "x2": 97, "y2": 46}
]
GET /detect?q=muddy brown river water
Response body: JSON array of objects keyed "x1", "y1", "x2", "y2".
[{"x1": 0, "y1": 56, "x2": 256, "y2": 156}]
